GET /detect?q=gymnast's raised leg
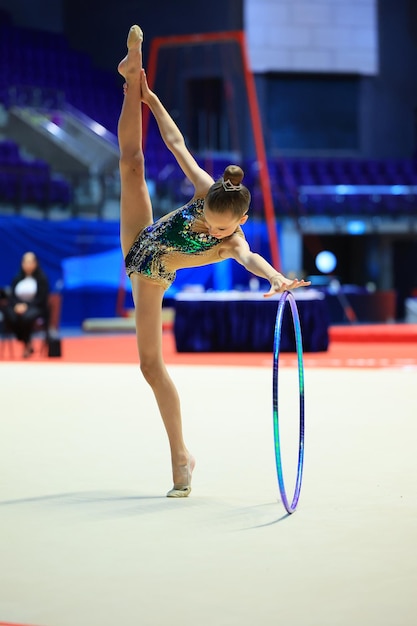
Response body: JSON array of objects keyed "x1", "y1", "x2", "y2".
[{"x1": 117, "y1": 25, "x2": 194, "y2": 497}]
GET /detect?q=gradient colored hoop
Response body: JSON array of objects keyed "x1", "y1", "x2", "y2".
[{"x1": 273, "y1": 291, "x2": 305, "y2": 514}]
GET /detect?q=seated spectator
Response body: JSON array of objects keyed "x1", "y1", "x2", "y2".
[{"x1": 3, "y1": 251, "x2": 49, "y2": 358}]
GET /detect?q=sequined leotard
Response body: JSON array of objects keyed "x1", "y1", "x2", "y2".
[{"x1": 125, "y1": 198, "x2": 244, "y2": 290}]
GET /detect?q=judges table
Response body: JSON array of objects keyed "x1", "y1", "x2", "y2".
[{"x1": 174, "y1": 290, "x2": 329, "y2": 353}]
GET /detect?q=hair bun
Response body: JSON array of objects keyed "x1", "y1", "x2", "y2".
[{"x1": 223, "y1": 165, "x2": 244, "y2": 186}]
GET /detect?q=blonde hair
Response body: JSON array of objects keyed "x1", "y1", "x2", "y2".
[{"x1": 205, "y1": 165, "x2": 251, "y2": 218}]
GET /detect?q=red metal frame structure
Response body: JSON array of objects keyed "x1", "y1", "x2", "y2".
[
  {"x1": 117, "y1": 30, "x2": 281, "y2": 316},
  {"x1": 144, "y1": 30, "x2": 281, "y2": 269}
]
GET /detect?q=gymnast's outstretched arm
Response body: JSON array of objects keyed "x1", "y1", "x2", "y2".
[{"x1": 139, "y1": 70, "x2": 214, "y2": 198}]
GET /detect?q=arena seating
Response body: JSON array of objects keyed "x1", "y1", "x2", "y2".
[
  {"x1": 0, "y1": 13, "x2": 416, "y2": 218},
  {"x1": 0, "y1": 139, "x2": 72, "y2": 208},
  {"x1": 0, "y1": 16, "x2": 120, "y2": 135},
  {"x1": 271, "y1": 157, "x2": 417, "y2": 217}
]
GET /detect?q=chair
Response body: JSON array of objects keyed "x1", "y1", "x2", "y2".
[
  {"x1": 31, "y1": 293, "x2": 62, "y2": 356},
  {"x1": 0, "y1": 287, "x2": 14, "y2": 358},
  {"x1": 0, "y1": 292, "x2": 62, "y2": 359}
]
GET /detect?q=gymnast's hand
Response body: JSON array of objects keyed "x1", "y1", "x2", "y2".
[
  {"x1": 122, "y1": 69, "x2": 154, "y2": 101},
  {"x1": 140, "y1": 69, "x2": 154, "y2": 105},
  {"x1": 264, "y1": 274, "x2": 311, "y2": 298}
]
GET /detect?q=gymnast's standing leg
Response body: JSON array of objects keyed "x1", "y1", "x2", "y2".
[{"x1": 117, "y1": 25, "x2": 194, "y2": 497}]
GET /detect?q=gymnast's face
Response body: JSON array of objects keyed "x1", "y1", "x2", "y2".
[{"x1": 203, "y1": 207, "x2": 248, "y2": 239}]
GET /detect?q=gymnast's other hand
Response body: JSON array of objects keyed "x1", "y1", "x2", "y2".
[
  {"x1": 122, "y1": 69, "x2": 153, "y2": 100},
  {"x1": 140, "y1": 69, "x2": 154, "y2": 105},
  {"x1": 264, "y1": 274, "x2": 311, "y2": 298}
]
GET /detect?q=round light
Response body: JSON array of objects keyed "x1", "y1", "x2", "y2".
[{"x1": 315, "y1": 250, "x2": 337, "y2": 274}]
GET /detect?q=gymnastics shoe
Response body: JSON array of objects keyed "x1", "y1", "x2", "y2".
[
  {"x1": 127, "y1": 24, "x2": 143, "y2": 47},
  {"x1": 118, "y1": 25, "x2": 143, "y2": 78},
  {"x1": 166, "y1": 456, "x2": 195, "y2": 498}
]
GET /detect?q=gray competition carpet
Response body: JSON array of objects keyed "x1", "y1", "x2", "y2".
[{"x1": 1, "y1": 362, "x2": 417, "y2": 626}]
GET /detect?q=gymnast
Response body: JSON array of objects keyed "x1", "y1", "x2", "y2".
[{"x1": 117, "y1": 24, "x2": 310, "y2": 498}]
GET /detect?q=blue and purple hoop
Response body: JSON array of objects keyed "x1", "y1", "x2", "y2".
[{"x1": 272, "y1": 291, "x2": 305, "y2": 514}]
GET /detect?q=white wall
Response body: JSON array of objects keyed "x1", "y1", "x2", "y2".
[{"x1": 244, "y1": 0, "x2": 378, "y2": 75}]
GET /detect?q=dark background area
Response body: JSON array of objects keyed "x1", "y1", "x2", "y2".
[
  {"x1": 0, "y1": 0, "x2": 416, "y2": 322},
  {"x1": 1, "y1": 0, "x2": 416, "y2": 158}
]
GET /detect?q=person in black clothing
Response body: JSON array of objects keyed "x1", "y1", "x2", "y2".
[{"x1": 4, "y1": 251, "x2": 49, "y2": 358}]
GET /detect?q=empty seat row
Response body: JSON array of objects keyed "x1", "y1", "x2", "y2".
[{"x1": 0, "y1": 140, "x2": 72, "y2": 207}]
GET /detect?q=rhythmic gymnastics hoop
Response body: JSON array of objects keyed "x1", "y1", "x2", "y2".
[{"x1": 273, "y1": 291, "x2": 305, "y2": 514}]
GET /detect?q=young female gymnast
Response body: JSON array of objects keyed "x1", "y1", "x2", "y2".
[{"x1": 117, "y1": 25, "x2": 310, "y2": 498}]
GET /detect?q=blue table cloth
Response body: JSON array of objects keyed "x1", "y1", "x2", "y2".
[{"x1": 174, "y1": 291, "x2": 329, "y2": 353}]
